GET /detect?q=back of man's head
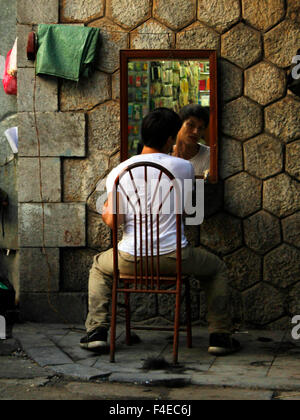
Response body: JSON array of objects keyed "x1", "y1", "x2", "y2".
[
  {"x1": 179, "y1": 104, "x2": 209, "y2": 128},
  {"x1": 141, "y1": 107, "x2": 182, "y2": 150}
]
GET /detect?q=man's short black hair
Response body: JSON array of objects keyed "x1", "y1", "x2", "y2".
[
  {"x1": 179, "y1": 104, "x2": 209, "y2": 128},
  {"x1": 141, "y1": 107, "x2": 182, "y2": 150}
]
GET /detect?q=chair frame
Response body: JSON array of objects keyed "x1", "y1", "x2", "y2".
[{"x1": 110, "y1": 161, "x2": 192, "y2": 364}]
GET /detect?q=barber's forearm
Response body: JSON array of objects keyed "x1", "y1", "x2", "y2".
[{"x1": 102, "y1": 199, "x2": 124, "y2": 229}]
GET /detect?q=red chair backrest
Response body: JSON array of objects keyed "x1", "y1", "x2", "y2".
[{"x1": 112, "y1": 161, "x2": 183, "y2": 290}]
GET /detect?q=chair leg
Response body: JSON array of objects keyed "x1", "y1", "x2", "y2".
[
  {"x1": 125, "y1": 291, "x2": 131, "y2": 345},
  {"x1": 173, "y1": 289, "x2": 181, "y2": 364},
  {"x1": 185, "y1": 280, "x2": 192, "y2": 348},
  {"x1": 110, "y1": 282, "x2": 118, "y2": 363}
]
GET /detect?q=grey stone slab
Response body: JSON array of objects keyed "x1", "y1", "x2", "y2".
[
  {"x1": 109, "y1": 350, "x2": 151, "y2": 366},
  {"x1": 56, "y1": 345, "x2": 98, "y2": 362},
  {"x1": 77, "y1": 358, "x2": 100, "y2": 368},
  {"x1": 36, "y1": 323, "x2": 80, "y2": 334},
  {"x1": 17, "y1": 0, "x2": 59, "y2": 24},
  {"x1": 18, "y1": 157, "x2": 61, "y2": 203},
  {"x1": 190, "y1": 372, "x2": 300, "y2": 391},
  {"x1": 209, "y1": 345, "x2": 275, "y2": 364},
  {"x1": 44, "y1": 203, "x2": 86, "y2": 247},
  {"x1": 18, "y1": 112, "x2": 86, "y2": 157},
  {"x1": 18, "y1": 68, "x2": 58, "y2": 112},
  {"x1": 0, "y1": 115, "x2": 17, "y2": 166},
  {"x1": 61, "y1": 70, "x2": 111, "y2": 111},
  {"x1": 50, "y1": 363, "x2": 111, "y2": 381},
  {"x1": 92, "y1": 358, "x2": 143, "y2": 374},
  {"x1": 60, "y1": 248, "x2": 97, "y2": 292},
  {"x1": 19, "y1": 203, "x2": 86, "y2": 247},
  {"x1": 268, "y1": 354, "x2": 300, "y2": 380},
  {"x1": 0, "y1": 116, "x2": 18, "y2": 249},
  {"x1": 17, "y1": 24, "x2": 35, "y2": 68},
  {"x1": 0, "y1": 0, "x2": 17, "y2": 53},
  {"x1": 18, "y1": 293, "x2": 87, "y2": 324},
  {"x1": 0, "y1": 356, "x2": 51, "y2": 379},
  {"x1": 18, "y1": 203, "x2": 44, "y2": 246},
  {"x1": 0, "y1": 0, "x2": 17, "y2": 119},
  {"x1": 13, "y1": 323, "x2": 41, "y2": 334},
  {"x1": 24, "y1": 345, "x2": 73, "y2": 367},
  {"x1": 13, "y1": 331, "x2": 57, "y2": 349},
  {"x1": 0, "y1": 338, "x2": 20, "y2": 356},
  {"x1": 19, "y1": 248, "x2": 60, "y2": 292},
  {"x1": 168, "y1": 386, "x2": 273, "y2": 400},
  {"x1": 109, "y1": 371, "x2": 191, "y2": 387},
  {"x1": 208, "y1": 364, "x2": 270, "y2": 378},
  {"x1": 0, "y1": 89, "x2": 17, "y2": 121},
  {"x1": 268, "y1": 366, "x2": 300, "y2": 381},
  {"x1": 274, "y1": 391, "x2": 300, "y2": 400},
  {"x1": 47, "y1": 330, "x2": 83, "y2": 347}
]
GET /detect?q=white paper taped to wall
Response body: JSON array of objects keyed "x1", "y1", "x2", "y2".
[{"x1": 4, "y1": 127, "x2": 18, "y2": 154}]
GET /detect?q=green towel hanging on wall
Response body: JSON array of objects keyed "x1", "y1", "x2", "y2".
[{"x1": 35, "y1": 24, "x2": 100, "y2": 82}]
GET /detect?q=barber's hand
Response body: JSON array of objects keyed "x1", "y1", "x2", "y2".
[
  {"x1": 204, "y1": 170, "x2": 209, "y2": 181},
  {"x1": 102, "y1": 199, "x2": 108, "y2": 213}
]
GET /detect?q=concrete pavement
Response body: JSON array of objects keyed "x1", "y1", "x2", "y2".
[{"x1": 1, "y1": 322, "x2": 300, "y2": 400}]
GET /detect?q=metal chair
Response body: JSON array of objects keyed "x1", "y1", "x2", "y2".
[{"x1": 110, "y1": 161, "x2": 192, "y2": 364}]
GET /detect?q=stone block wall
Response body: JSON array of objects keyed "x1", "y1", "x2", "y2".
[
  {"x1": 17, "y1": 0, "x2": 300, "y2": 329},
  {"x1": 0, "y1": 0, "x2": 19, "y2": 296}
]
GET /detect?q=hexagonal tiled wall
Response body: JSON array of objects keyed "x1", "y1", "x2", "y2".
[
  {"x1": 264, "y1": 20, "x2": 300, "y2": 68},
  {"x1": 60, "y1": 0, "x2": 105, "y2": 22},
  {"x1": 130, "y1": 19, "x2": 174, "y2": 49},
  {"x1": 198, "y1": 0, "x2": 241, "y2": 33},
  {"x1": 222, "y1": 97, "x2": 263, "y2": 141},
  {"x1": 244, "y1": 134, "x2": 283, "y2": 179},
  {"x1": 221, "y1": 23, "x2": 262, "y2": 69},
  {"x1": 107, "y1": 0, "x2": 151, "y2": 30},
  {"x1": 154, "y1": 0, "x2": 196, "y2": 30},
  {"x1": 242, "y1": 0, "x2": 285, "y2": 32},
  {"x1": 245, "y1": 62, "x2": 286, "y2": 106},
  {"x1": 224, "y1": 172, "x2": 262, "y2": 218},
  {"x1": 88, "y1": 18, "x2": 129, "y2": 73},
  {"x1": 17, "y1": 0, "x2": 300, "y2": 329},
  {"x1": 176, "y1": 21, "x2": 220, "y2": 50}
]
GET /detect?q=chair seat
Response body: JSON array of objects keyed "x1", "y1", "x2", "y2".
[{"x1": 119, "y1": 274, "x2": 189, "y2": 280}]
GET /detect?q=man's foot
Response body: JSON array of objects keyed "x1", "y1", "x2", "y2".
[
  {"x1": 80, "y1": 327, "x2": 108, "y2": 350},
  {"x1": 208, "y1": 333, "x2": 241, "y2": 356}
]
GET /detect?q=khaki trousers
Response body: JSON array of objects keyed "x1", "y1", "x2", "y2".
[{"x1": 85, "y1": 245, "x2": 232, "y2": 334}]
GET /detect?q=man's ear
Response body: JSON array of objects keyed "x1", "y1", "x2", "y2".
[
  {"x1": 169, "y1": 135, "x2": 177, "y2": 145},
  {"x1": 165, "y1": 136, "x2": 176, "y2": 153}
]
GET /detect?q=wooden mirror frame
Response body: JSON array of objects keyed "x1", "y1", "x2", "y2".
[{"x1": 120, "y1": 49, "x2": 218, "y2": 183}]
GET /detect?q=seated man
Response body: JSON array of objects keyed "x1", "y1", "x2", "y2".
[
  {"x1": 173, "y1": 104, "x2": 210, "y2": 177},
  {"x1": 80, "y1": 107, "x2": 240, "y2": 356}
]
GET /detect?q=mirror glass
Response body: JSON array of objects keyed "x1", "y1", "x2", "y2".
[{"x1": 120, "y1": 51, "x2": 218, "y2": 183}]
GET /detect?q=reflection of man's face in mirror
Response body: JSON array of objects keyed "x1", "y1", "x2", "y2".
[
  {"x1": 173, "y1": 105, "x2": 210, "y2": 177},
  {"x1": 177, "y1": 116, "x2": 207, "y2": 146}
]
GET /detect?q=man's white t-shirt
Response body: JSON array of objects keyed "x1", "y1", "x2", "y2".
[
  {"x1": 189, "y1": 144, "x2": 210, "y2": 177},
  {"x1": 106, "y1": 153, "x2": 195, "y2": 256}
]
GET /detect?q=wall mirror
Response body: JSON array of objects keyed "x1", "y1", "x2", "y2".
[{"x1": 120, "y1": 50, "x2": 218, "y2": 183}]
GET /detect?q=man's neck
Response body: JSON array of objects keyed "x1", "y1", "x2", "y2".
[
  {"x1": 175, "y1": 141, "x2": 199, "y2": 160},
  {"x1": 141, "y1": 146, "x2": 165, "y2": 154}
]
